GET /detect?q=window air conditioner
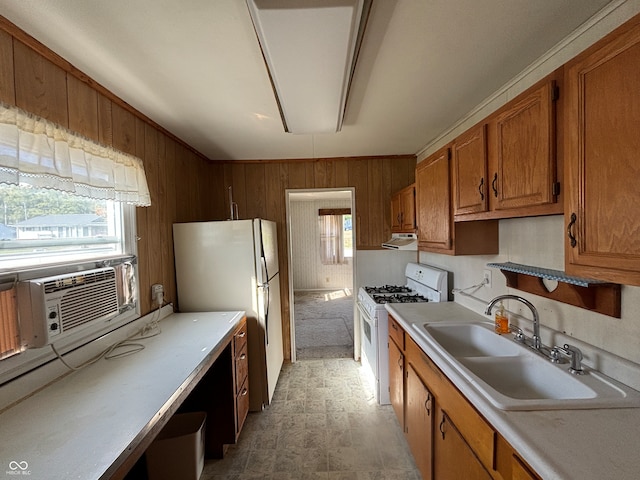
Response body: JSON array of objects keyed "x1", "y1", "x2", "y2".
[{"x1": 18, "y1": 267, "x2": 119, "y2": 348}]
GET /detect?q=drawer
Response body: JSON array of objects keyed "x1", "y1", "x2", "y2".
[
  {"x1": 234, "y1": 320, "x2": 248, "y2": 354},
  {"x1": 236, "y1": 377, "x2": 249, "y2": 436},
  {"x1": 235, "y1": 343, "x2": 249, "y2": 395},
  {"x1": 388, "y1": 315, "x2": 405, "y2": 350},
  {"x1": 406, "y1": 337, "x2": 495, "y2": 472}
]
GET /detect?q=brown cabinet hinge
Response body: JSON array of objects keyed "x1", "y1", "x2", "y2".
[{"x1": 552, "y1": 85, "x2": 560, "y2": 102}]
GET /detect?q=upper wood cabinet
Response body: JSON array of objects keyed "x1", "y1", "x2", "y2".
[
  {"x1": 453, "y1": 74, "x2": 562, "y2": 221},
  {"x1": 417, "y1": 146, "x2": 453, "y2": 251},
  {"x1": 564, "y1": 15, "x2": 640, "y2": 286},
  {"x1": 493, "y1": 80, "x2": 558, "y2": 211},
  {"x1": 417, "y1": 146, "x2": 498, "y2": 255},
  {"x1": 391, "y1": 183, "x2": 416, "y2": 232},
  {"x1": 452, "y1": 124, "x2": 488, "y2": 216}
]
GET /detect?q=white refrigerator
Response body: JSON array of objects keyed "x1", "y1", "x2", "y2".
[{"x1": 173, "y1": 219, "x2": 284, "y2": 411}]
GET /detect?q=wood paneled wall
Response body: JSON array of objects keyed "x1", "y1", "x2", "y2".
[
  {"x1": 0, "y1": 17, "x2": 216, "y2": 316},
  {"x1": 0, "y1": 16, "x2": 416, "y2": 362},
  {"x1": 213, "y1": 157, "x2": 416, "y2": 359}
]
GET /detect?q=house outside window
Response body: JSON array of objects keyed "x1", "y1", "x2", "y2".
[{"x1": 0, "y1": 185, "x2": 124, "y2": 271}]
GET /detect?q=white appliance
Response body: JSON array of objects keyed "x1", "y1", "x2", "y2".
[
  {"x1": 381, "y1": 233, "x2": 418, "y2": 250},
  {"x1": 356, "y1": 262, "x2": 448, "y2": 405},
  {"x1": 17, "y1": 267, "x2": 119, "y2": 348},
  {"x1": 173, "y1": 219, "x2": 284, "y2": 411}
]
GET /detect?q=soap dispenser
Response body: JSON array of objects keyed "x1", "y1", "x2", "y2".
[{"x1": 494, "y1": 301, "x2": 509, "y2": 334}]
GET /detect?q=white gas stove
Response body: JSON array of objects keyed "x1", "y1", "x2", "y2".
[{"x1": 356, "y1": 263, "x2": 449, "y2": 405}]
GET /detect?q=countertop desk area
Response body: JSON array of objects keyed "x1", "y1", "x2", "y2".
[{"x1": 0, "y1": 310, "x2": 245, "y2": 480}]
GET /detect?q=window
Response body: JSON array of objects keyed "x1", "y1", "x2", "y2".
[
  {"x1": 0, "y1": 102, "x2": 150, "y2": 366},
  {"x1": 319, "y1": 208, "x2": 351, "y2": 265},
  {"x1": 0, "y1": 184, "x2": 125, "y2": 270},
  {"x1": 343, "y1": 214, "x2": 352, "y2": 258}
]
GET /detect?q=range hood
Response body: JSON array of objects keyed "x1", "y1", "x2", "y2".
[{"x1": 382, "y1": 233, "x2": 418, "y2": 250}]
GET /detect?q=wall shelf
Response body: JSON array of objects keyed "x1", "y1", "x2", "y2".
[{"x1": 487, "y1": 262, "x2": 621, "y2": 318}]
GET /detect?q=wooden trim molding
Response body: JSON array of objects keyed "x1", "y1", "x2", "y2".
[{"x1": 319, "y1": 208, "x2": 351, "y2": 216}]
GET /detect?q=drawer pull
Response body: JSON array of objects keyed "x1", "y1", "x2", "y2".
[
  {"x1": 391, "y1": 322, "x2": 398, "y2": 331},
  {"x1": 241, "y1": 388, "x2": 248, "y2": 396},
  {"x1": 239, "y1": 353, "x2": 246, "y2": 360},
  {"x1": 237, "y1": 330, "x2": 246, "y2": 338}
]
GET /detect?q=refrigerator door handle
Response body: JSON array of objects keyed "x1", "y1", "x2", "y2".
[
  {"x1": 262, "y1": 282, "x2": 270, "y2": 344},
  {"x1": 260, "y1": 255, "x2": 269, "y2": 284}
]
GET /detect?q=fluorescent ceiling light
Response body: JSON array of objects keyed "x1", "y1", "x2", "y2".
[{"x1": 246, "y1": 0, "x2": 371, "y2": 134}]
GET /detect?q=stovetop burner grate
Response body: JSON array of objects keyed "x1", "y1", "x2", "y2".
[
  {"x1": 372, "y1": 293, "x2": 429, "y2": 304},
  {"x1": 364, "y1": 285, "x2": 412, "y2": 294}
]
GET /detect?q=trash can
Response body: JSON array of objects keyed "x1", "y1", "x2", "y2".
[{"x1": 145, "y1": 412, "x2": 206, "y2": 480}]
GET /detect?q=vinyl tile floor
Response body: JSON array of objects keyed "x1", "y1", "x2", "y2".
[{"x1": 202, "y1": 358, "x2": 421, "y2": 479}]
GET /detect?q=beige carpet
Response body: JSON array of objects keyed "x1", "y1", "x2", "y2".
[{"x1": 294, "y1": 289, "x2": 354, "y2": 360}]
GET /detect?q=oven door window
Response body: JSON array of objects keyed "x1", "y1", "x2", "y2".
[{"x1": 362, "y1": 317, "x2": 372, "y2": 343}]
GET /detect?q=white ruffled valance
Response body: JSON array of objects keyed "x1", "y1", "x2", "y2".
[{"x1": 0, "y1": 102, "x2": 151, "y2": 206}]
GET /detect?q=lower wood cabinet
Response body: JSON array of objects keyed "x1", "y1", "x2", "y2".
[
  {"x1": 388, "y1": 334, "x2": 405, "y2": 426},
  {"x1": 388, "y1": 314, "x2": 540, "y2": 480},
  {"x1": 434, "y1": 408, "x2": 492, "y2": 480},
  {"x1": 178, "y1": 317, "x2": 249, "y2": 458},
  {"x1": 232, "y1": 320, "x2": 249, "y2": 438},
  {"x1": 405, "y1": 363, "x2": 433, "y2": 480}
]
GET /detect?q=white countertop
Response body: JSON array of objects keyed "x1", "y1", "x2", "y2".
[
  {"x1": 386, "y1": 302, "x2": 640, "y2": 480},
  {"x1": 0, "y1": 310, "x2": 245, "y2": 480}
]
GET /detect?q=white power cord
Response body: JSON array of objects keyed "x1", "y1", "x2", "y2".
[
  {"x1": 51, "y1": 299, "x2": 164, "y2": 372},
  {"x1": 451, "y1": 277, "x2": 489, "y2": 294}
]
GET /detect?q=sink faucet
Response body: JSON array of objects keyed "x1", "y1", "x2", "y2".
[
  {"x1": 485, "y1": 295, "x2": 541, "y2": 350},
  {"x1": 554, "y1": 344, "x2": 585, "y2": 375}
]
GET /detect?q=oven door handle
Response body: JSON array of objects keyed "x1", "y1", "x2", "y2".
[{"x1": 357, "y1": 301, "x2": 374, "y2": 326}]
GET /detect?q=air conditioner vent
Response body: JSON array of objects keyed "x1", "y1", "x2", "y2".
[
  {"x1": 43, "y1": 269, "x2": 116, "y2": 294},
  {"x1": 59, "y1": 281, "x2": 119, "y2": 332}
]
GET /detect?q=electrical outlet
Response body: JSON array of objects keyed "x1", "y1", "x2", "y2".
[
  {"x1": 151, "y1": 284, "x2": 164, "y2": 305},
  {"x1": 483, "y1": 269, "x2": 492, "y2": 288}
]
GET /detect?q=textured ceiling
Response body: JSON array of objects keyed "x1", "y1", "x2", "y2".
[{"x1": 0, "y1": 0, "x2": 613, "y2": 160}]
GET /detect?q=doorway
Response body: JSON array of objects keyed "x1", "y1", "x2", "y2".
[{"x1": 286, "y1": 188, "x2": 356, "y2": 362}]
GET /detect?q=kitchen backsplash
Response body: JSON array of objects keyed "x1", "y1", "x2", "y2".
[{"x1": 419, "y1": 215, "x2": 640, "y2": 368}]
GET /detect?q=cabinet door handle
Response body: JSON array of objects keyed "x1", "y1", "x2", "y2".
[
  {"x1": 239, "y1": 353, "x2": 247, "y2": 360},
  {"x1": 398, "y1": 355, "x2": 403, "y2": 370},
  {"x1": 478, "y1": 177, "x2": 484, "y2": 201},
  {"x1": 439, "y1": 413, "x2": 446, "y2": 440},
  {"x1": 425, "y1": 392, "x2": 432, "y2": 416},
  {"x1": 567, "y1": 212, "x2": 577, "y2": 248},
  {"x1": 492, "y1": 172, "x2": 498, "y2": 197},
  {"x1": 241, "y1": 388, "x2": 248, "y2": 396},
  {"x1": 237, "y1": 330, "x2": 246, "y2": 338}
]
